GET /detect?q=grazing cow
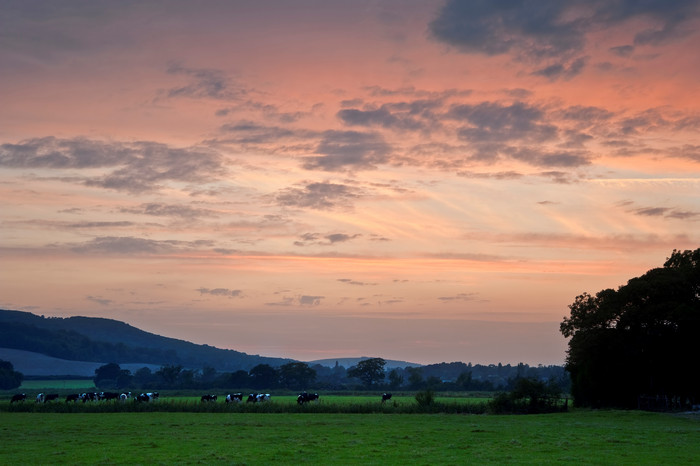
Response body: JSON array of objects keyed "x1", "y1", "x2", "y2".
[
  {"x1": 66, "y1": 393, "x2": 81, "y2": 403},
  {"x1": 119, "y1": 392, "x2": 131, "y2": 401},
  {"x1": 225, "y1": 393, "x2": 243, "y2": 403},
  {"x1": 201, "y1": 394, "x2": 218, "y2": 402},
  {"x1": 36, "y1": 393, "x2": 44, "y2": 403},
  {"x1": 11, "y1": 393, "x2": 26, "y2": 403},
  {"x1": 82, "y1": 392, "x2": 99, "y2": 402},
  {"x1": 43, "y1": 393, "x2": 59, "y2": 403},
  {"x1": 136, "y1": 392, "x2": 159, "y2": 402},
  {"x1": 246, "y1": 393, "x2": 257, "y2": 403},
  {"x1": 256, "y1": 393, "x2": 270, "y2": 402},
  {"x1": 99, "y1": 392, "x2": 120, "y2": 401},
  {"x1": 381, "y1": 393, "x2": 392, "y2": 403},
  {"x1": 297, "y1": 392, "x2": 319, "y2": 404}
]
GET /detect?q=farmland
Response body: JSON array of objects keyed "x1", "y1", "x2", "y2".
[{"x1": 0, "y1": 394, "x2": 698, "y2": 464}]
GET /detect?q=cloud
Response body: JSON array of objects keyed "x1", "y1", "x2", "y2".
[
  {"x1": 294, "y1": 232, "x2": 362, "y2": 247},
  {"x1": 0, "y1": 137, "x2": 227, "y2": 193},
  {"x1": 438, "y1": 292, "x2": 479, "y2": 303},
  {"x1": 303, "y1": 130, "x2": 391, "y2": 171},
  {"x1": 165, "y1": 62, "x2": 245, "y2": 100},
  {"x1": 631, "y1": 206, "x2": 700, "y2": 220},
  {"x1": 87, "y1": 295, "x2": 113, "y2": 306},
  {"x1": 338, "y1": 279, "x2": 378, "y2": 286},
  {"x1": 448, "y1": 101, "x2": 557, "y2": 143},
  {"x1": 276, "y1": 182, "x2": 362, "y2": 210},
  {"x1": 67, "y1": 236, "x2": 214, "y2": 255},
  {"x1": 265, "y1": 294, "x2": 324, "y2": 307},
  {"x1": 429, "y1": 0, "x2": 700, "y2": 62},
  {"x1": 197, "y1": 288, "x2": 243, "y2": 298},
  {"x1": 120, "y1": 203, "x2": 219, "y2": 220},
  {"x1": 530, "y1": 56, "x2": 588, "y2": 80}
]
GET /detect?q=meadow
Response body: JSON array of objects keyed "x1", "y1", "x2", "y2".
[{"x1": 1, "y1": 409, "x2": 698, "y2": 464}]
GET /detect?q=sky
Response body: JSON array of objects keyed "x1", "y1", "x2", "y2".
[{"x1": 1, "y1": 0, "x2": 699, "y2": 366}]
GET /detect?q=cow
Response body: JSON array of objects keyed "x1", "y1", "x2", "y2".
[
  {"x1": 136, "y1": 392, "x2": 159, "y2": 402},
  {"x1": 297, "y1": 392, "x2": 319, "y2": 404},
  {"x1": 99, "y1": 392, "x2": 120, "y2": 401},
  {"x1": 246, "y1": 393, "x2": 270, "y2": 403},
  {"x1": 43, "y1": 393, "x2": 59, "y2": 403},
  {"x1": 381, "y1": 393, "x2": 392, "y2": 403},
  {"x1": 201, "y1": 394, "x2": 217, "y2": 402},
  {"x1": 82, "y1": 392, "x2": 99, "y2": 402},
  {"x1": 119, "y1": 392, "x2": 131, "y2": 401},
  {"x1": 11, "y1": 393, "x2": 26, "y2": 403},
  {"x1": 36, "y1": 393, "x2": 44, "y2": 403},
  {"x1": 66, "y1": 393, "x2": 81, "y2": 403},
  {"x1": 225, "y1": 393, "x2": 243, "y2": 403}
]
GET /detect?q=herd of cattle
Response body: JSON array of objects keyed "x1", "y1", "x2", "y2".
[
  {"x1": 9, "y1": 391, "x2": 392, "y2": 404},
  {"x1": 10, "y1": 392, "x2": 158, "y2": 403}
]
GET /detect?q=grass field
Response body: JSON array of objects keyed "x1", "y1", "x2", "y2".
[
  {"x1": 0, "y1": 409, "x2": 698, "y2": 464},
  {"x1": 18, "y1": 379, "x2": 96, "y2": 390}
]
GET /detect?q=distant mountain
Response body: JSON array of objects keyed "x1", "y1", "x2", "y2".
[
  {"x1": 307, "y1": 357, "x2": 422, "y2": 369},
  {"x1": 0, "y1": 309, "x2": 291, "y2": 374}
]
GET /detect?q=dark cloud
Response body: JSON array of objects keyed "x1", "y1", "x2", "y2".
[
  {"x1": 66, "y1": 221, "x2": 135, "y2": 228},
  {"x1": 86, "y1": 295, "x2": 113, "y2": 306},
  {"x1": 530, "y1": 56, "x2": 588, "y2": 80},
  {"x1": 448, "y1": 101, "x2": 557, "y2": 143},
  {"x1": 265, "y1": 294, "x2": 324, "y2": 307},
  {"x1": 0, "y1": 137, "x2": 226, "y2": 193},
  {"x1": 165, "y1": 62, "x2": 245, "y2": 100},
  {"x1": 438, "y1": 292, "x2": 479, "y2": 302},
  {"x1": 456, "y1": 170, "x2": 524, "y2": 180},
  {"x1": 276, "y1": 182, "x2": 361, "y2": 210},
  {"x1": 609, "y1": 45, "x2": 635, "y2": 57},
  {"x1": 338, "y1": 278, "x2": 378, "y2": 286},
  {"x1": 294, "y1": 232, "x2": 362, "y2": 247},
  {"x1": 68, "y1": 236, "x2": 214, "y2": 255},
  {"x1": 303, "y1": 130, "x2": 391, "y2": 171},
  {"x1": 120, "y1": 203, "x2": 218, "y2": 219},
  {"x1": 430, "y1": 0, "x2": 700, "y2": 62},
  {"x1": 218, "y1": 121, "x2": 307, "y2": 144},
  {"x1": 197, "y1": 288, "x2": 243, "y2": 298},
  {"x1": 631, "y1": 206, "x2": 699, "y2": 220}
]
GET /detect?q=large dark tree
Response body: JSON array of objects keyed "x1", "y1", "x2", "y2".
[
  {"x1": 561, "y1": 249, "x2": 700, "y2": 408},
  {"x1": 347, "y1": 358, "x2": 386, "y2": 388},
  {"x1": 0, "y1": 359, "x2": 23, "y2": 390},
  {"x1": 278, "y1": 362, "x2": 316, "y2": 390}
]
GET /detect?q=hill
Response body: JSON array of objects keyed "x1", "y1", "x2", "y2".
[{"x1": 0, "y1": 309, "x2": 291, "y2": 373}]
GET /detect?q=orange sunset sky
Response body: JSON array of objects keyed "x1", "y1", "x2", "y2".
[{"x1": 1, "y1": 1, "x2": 699, "y2": 365}]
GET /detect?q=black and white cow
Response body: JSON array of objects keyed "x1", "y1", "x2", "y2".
[
  {"x1": 381, "y1": 393, "x2": 392, "y2": 403},
  {"x1": 136, "y1": 392, "x2": 159, "y2": 402},
  {"x1": 225, "y1": 393, "x2": 243, "y2": 403},
  {"x1": 246, "y1": 393, "x2": 270, "y2": 403},
  {"x1": 82, "y1": 392, "x2": 99, "y2": 402},
  {"x1": 201, "y1": 394, "x2": 218, "y2": 402},
  {"x1": 65, "y1": 393, "x2": 81, "y2": 403},
  {"x1": 297, "y1": 392, "x2": 319, "y2": 404},
  {"x1": 11, "y1": 393, "x2": 26, "y2": 403},
  {"x1": 42, "y1": 393, "x2": 59, "y2": 403},
  {"x1": 99, "y1": 392, "x2": 120, "y2": 401},
  {"x1": 119, "y1": 392, "x2": 131, "y2": 401}
]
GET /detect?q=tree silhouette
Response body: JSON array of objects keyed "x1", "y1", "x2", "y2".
[
  {"x1": 347, "y1": 358, "x2": 386, "y2": 388},
  {"x1": 561, "y1": 248, "x2": 700, "y2": 408}
]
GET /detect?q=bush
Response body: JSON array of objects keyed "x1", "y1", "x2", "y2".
[{"x1": 415, "y1": 389, "x2": 435, "y2": 407}]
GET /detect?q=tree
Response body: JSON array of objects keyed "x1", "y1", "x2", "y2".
[
  {"x1": 156, "y1": 365, "x2": 183, "y2": 387},
  {"x1": 278, "y1": 362, "x2": 316, "y2": 390},
  {"x1": 388, "y1": 369, "x2": 404, "y2": 389},
  {"x1": 0, "y1": 359, "x2": 23, "y2": 390},
  {"x1": 347, "y1": 358, "x2": 386, "y2": 388},
  {"x1": 249, "y1": 364, "x2": 278, "y2": 389},
  {"x1": 94, "y1": 362, "x2": 132, "y2": 389},
  {"x1": 561, "y1": 248, "x2": 700, "y2": 408}
]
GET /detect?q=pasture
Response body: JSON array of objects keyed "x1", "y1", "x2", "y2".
[{"x1": 0, "y1": 408, "x2": 698, "y2": 464}]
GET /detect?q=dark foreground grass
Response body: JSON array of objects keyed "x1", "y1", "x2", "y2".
[{"x1": 1, "y1": 410, "x2": 698, "y2": 464}]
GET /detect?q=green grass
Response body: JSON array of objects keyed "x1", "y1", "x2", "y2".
[
  {"x1": 18, "y1": 379, "x2": 96, "y2": 390},
  {"x1": 0, "y1": 410, "x2": 697, "y2": 464}
]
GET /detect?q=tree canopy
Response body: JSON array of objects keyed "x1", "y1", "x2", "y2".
[
  {"x1": 0, "y1": 359, "x2": 23, "y2": 390},
  {"x1": 347, "y1": 358, "x2": 386, "y2": 388},
  {"x1": 560, "y1": 249, "x2": 700, "y2": 408}
]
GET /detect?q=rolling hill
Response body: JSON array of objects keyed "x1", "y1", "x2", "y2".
[{"x1": 0, "y1": 309, "x2": 291, "y2": 375}]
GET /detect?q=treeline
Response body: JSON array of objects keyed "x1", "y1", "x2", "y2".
[{"x1": 94, "y1": 360, "x2": 570, "y2": 393}]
